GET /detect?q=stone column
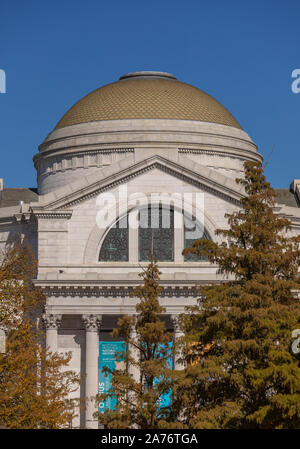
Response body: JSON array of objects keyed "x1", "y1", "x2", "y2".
[
  {"x1": 82, "y1": 314, "x2": 102, "y2": 429},
  {"x1": 128, "y1": 325, "x2": 140, "y2": 383},
  {"x1": 171, "y1": 314, "x2": 185, "y2": 370},
  {"x1": 42, "y1": 313, "x2": 62, "y2": 352}
]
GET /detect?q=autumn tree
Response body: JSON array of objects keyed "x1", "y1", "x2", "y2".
[
  {"x1": 96, "y1": 256, "x2": 179, "y2": 429},
  {"x1": 0, "y1": 239, "x2": 80, "y2": 429},
  {"x1": 174, "y1": 161, "x2": 300, "y2": 429}
]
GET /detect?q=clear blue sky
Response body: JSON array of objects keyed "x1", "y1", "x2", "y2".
[{"x1": 0, "y1": 0, "x2": 299, "y2": 188}]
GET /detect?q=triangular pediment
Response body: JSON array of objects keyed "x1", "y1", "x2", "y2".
[{"x1": 30, "y1": 152, "x2": 244, "y2": 212}]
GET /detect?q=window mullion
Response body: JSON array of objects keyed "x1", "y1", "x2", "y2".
[
  {"x1": 174, "y1": 210, "x2": 184, "y2": 263},
  {"x1": 129, "y1": 210, "x2": 139, "y2": 263}
]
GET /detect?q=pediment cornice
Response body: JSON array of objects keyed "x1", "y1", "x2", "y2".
[{"x1": 30, "y1": 153, "x2": 244, "y2": 212}]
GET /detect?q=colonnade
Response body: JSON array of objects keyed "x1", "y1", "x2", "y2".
[{"x1": 42, "y1": 313, "x2": 184, "y2": 428}]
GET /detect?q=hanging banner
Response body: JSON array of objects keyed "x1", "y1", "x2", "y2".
[
  {"x1": 98, "y1": 341, "x2": 125, "y2": 413},
  {"x1": 154, "y1": 341, "x2": 173, "y2": 409}
]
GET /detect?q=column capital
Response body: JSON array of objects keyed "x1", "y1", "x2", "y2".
[
  {"x1": 82, "y1": 314, "x2": 102, "y2": 332},
  {"x1": 42, "y1": 313, "x2": 62, "y2": 330},
  {"x1": 170, "y1": 314, "x2": 181, "y2": 332}
]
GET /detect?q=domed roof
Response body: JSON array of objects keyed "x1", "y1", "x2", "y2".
[{"x1": 55, "y1": 71, "x2": 242, "y2": 130}]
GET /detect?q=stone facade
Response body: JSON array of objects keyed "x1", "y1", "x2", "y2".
[{"x1": 1, "y1": 71, "x2": 300, "y2": 428}]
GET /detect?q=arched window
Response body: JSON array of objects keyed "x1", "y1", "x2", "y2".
[
  {"x1": 99, "y1": 215, "x2": 128, "y2": 261},
  {"x1": 98, "y1": 206, "x2": 211, "y2": 263},
  {"x1": 184, "y1": 215, "x2": 210, "y2": 261}
]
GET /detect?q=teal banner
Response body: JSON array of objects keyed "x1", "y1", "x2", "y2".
[
  {"x1": 155, "y1": 342, "x2": 173, "y2": 409},
  {"x1": 98, "y1": 340, "x2": 173, "y2": 413},
  {"x1": 98, "y1": 341, "x2": 125, "y2": 413}
]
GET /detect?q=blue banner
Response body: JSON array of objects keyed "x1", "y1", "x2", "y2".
[
  {"x1": 154, "y1": 341, "x2": 173, "y2": 409},
  {"x1": 98, "y1": 341, "x2": 125, "y2": 413},
  {"x1": 98, "y1": 340, "x2": 173, "y2": 413}
]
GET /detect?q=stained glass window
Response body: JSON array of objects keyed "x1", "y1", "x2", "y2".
[
  {"x1": 99, "y1": 215, "x2": 128, "y2": 262},
  {"x1": 184, "y1": 215, "x2": 210, "y2": 261},
  {"x1": 99, "y1": 209, "x2": 210, "y2": 263},
  {"x1": 138, "y1": 206, "x2": 174, "y2": 262}
]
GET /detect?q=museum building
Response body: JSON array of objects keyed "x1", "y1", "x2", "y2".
[{"x1": 1, "y1": 71, "x2": 300, "y2": 428}]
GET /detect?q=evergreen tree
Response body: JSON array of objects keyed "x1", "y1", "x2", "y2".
[
  {"x1": 97, "y1": 256, "x2": 178, "y2": 429},
  {"x1": 0, "y1": 240, "x2": 80, "y2": 428},
  {"x1": 174, "y1": 161, "x2": 300, "y2": 429}
]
